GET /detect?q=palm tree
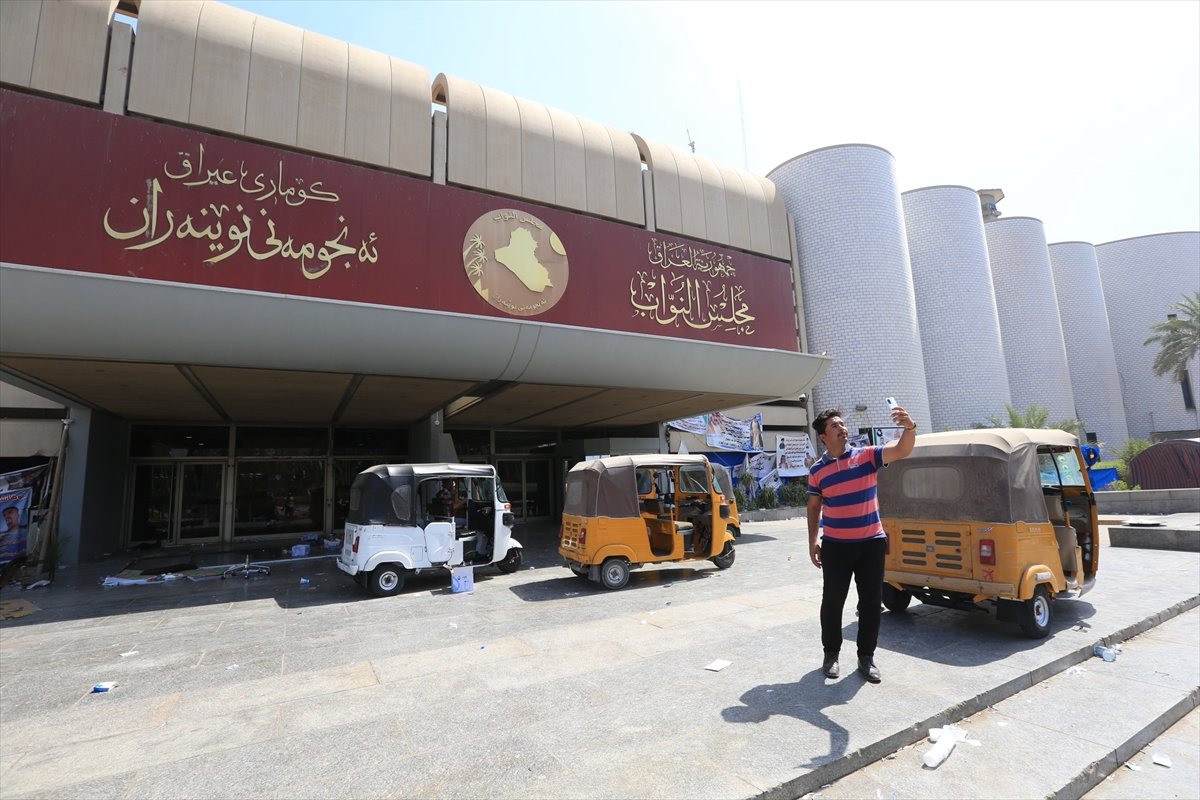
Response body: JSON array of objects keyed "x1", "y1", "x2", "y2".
[
  {"x1": 1144, "y1": 291, "x2": 1200, "y2": 381},
  {"x1": 981, "y1": 403, "x2": 1084, "y2": 436}
]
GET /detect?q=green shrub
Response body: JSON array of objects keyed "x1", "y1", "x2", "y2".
[
  {"x1": 778, "y1": 481, "x2": 809, "y2": 507},
  {"x1": 757, "y1": 488, "x2": 779, "y2": 509},
  {"x1": 733, "y1": 487, "x2": 749, "y2": 511},
  {"x1": 1107, "y1": 480, "x2": 1130, "y2": 491}
]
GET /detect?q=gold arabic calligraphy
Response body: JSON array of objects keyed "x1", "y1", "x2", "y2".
[
  {"x1": 632, "y1": 237, "x2": 754, "y2": 334},
  {"x1": 101, "y1": 145, "x2": 379, "y2": 280},
  {"x1": 630, "y1": 270, "x2": 756, "y2": 333},
  {"x1": 646, "y1": 237, "x2": 736, "y2": 277}
]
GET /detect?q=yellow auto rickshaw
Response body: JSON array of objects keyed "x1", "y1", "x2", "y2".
[
  {"x1": 559, "y1": 454, "x2": 737, "y2": 589},
  {"x1": 877, "y1": 428, "x2": 1098, "y2": 638}
]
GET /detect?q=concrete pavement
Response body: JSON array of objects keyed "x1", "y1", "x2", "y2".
[{"x1": 1, "y1": 518, "x2": 1197, "y2": 799}]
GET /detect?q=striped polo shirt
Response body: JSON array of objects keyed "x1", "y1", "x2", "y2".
[{"x1": 807, "y1": 445, "x2": 886, "y2": 541}]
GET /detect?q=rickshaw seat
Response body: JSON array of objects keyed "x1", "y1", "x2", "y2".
[
  {"x1": 641, "y1": 498, "x2": 664, "y2": 516},
  {"x1": 1054, "y1": 525, "x2": 1078, "y2": 574},
  {"x1": 1044, "y1": 493, "x2": 1068, "y2": 526}
]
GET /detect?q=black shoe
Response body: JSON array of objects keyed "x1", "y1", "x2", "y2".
[
  {"x1": 822, "y1": 654, "x2": 839, "y2": 679},
  {"x1": 858, "y1": 657, "x2": 881, "y2": 683}
]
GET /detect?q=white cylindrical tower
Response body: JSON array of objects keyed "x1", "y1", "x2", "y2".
[
  {"x1": 1096, "y1": 232, "x2": 1200, "y2": 441},
  {"x1": 985, "y1": 217, "x2": 1077, "y2": 423},
  {"x1": 902, "y1": 186, "x2": 1011, "y2": 432},
  {"x1": 1047, "y1": 242, "x2": 1131, "y2": 455},
  {"x1": 769, "y1": 145, "x2": 930, "y2": 436}
]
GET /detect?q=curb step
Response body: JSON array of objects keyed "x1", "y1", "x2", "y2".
[{"x1": 784, "y1": 600, "x2": 1200, "y2": 800}]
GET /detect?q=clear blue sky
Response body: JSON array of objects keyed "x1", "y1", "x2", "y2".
[{"x1": 221, "y1": 0, "x2": 1199, "y2": 247}]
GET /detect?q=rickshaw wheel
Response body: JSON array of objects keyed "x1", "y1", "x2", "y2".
[
  {"x1": 881, "y1": 583, "x2": 912, "y2": 613},
  {"x1": 599, "y1": 558, "x2": 630, "y2": 590},
  {"x1": 711, "y1": 542, "x2": 735, "y2": 570},
  {"x1": 496, "y1": 547, "x2": 523, "y2": 574},
  {"x1": 368, "y1": 564, "x2": 406, "y2": 597},
  {"x1": 1018, "y1": 585, "x2": 1052, "y2": 639}
]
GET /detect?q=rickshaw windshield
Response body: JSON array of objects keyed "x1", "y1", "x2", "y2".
[
  {"x1": 679, "y1": 464, "x2": 711, "y2": 494},
  {"x1": 1039, "y1": 449, "x2": 1086, "y2": 487}
]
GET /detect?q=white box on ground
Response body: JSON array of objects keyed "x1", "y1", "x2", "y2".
[{"x1": 450, "y1": 566, "x2": 474, "y2": 593}]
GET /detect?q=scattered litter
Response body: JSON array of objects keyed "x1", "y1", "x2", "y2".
[
  {"x1": 102, "y1": 573, "x2": 183, "y2": 586},
  {"x1": 1093, "y1": 645, "x2": 1117, "y2": 662},
  {"x1": 25, "y1": 579, "x2": 50, "y2": 589},
  {"x1": 996, "y1": 719, "x2": 1008, "y2": 727},
  {"x1": 448, "y1": 622, "x2": 458, "y2": 629},
  {"x1": 300, "y1": 533, "x2": 319, "y2": 543},
  {"x1": 119, "y1": 651, "x2": 138, "y2": 658},
  {"x1": 664, "y1": 601, "x2": 672, "y2": 606},
  {"x1": 565, "y1": 592, "x2": 579, "y2": 597},
  {"x1": 0, "y1": 599, "x2": 40, "y2": 620},
  {"x1": 875, "y1": 789, "x2": 898, "y2": 800},
  {"x1": 226, "y1": 664, "x2": 239, "y2": 670},
  {"x1": 1153, "y1": 753, "x2": 1173, "y2": 768},
  {"x1": 91, "y1": 681, "x2": 117, "y2": 693},
  {"x1": 479, "y1": 645, "x2": 485, "y2": 650},
  {"x1": 450, "y1": 566, "x2": 474, "y2": 593},
  {"x1": 923, "y1": 724, "x2": 967, "y2": 768},
  {"x1": 322, "y1": 537, "x2": 341, "y2": 550},
  {"x1": 704, "y1": 659, "x2": 732, "y2": 672},
  {"x1": 1126, "y1": 763, "x2": 1143, "y2": 771},
  {"x1": 300, "y1": 578, "x2": 310, "y2": 585},
  {"x1": 1066, "y1": 665, "x2": 1086, "y2": 676},
  {"x1": 291, "y1": 544, "x2": 310, "y2": 557},
  {"x1": 639, "y1": 620, "x2": 647, "y2": 625}
]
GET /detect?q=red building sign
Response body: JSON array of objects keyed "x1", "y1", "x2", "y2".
[{"x1": 1, "y1": 89, "x2": 799, "y2": 351}]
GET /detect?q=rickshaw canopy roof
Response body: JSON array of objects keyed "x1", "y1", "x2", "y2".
[
  {"x1": 354, "y1": 463, "x2": 497, "y2": 490},
  {"x1": 565, "y1": 454, "x2": 713, "y2": 518},
  {"x1": 877, "y1": 428, "x2": 1082, "y2": 525},
  {"x1": 907, "y1": 428, "x2": 1080, "y2": 457}
]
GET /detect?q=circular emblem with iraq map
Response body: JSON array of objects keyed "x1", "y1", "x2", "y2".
[{"x1": 462, "y1": 209, "x2": 568, "y2": 317}]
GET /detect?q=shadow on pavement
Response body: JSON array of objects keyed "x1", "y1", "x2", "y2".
[{"x1": 723, "y1": 668, "x2": 868, "y2": 769}]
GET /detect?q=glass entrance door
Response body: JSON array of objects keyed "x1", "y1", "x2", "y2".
[
  {"x1": 130, "y1": 464, "x2": 174, "y2": 546},
  {"x1": 129, "y1": 462, "x2": 225, "y2": 546},
  {"x1": 495, "y1": 458, "x2": 553, "y2": 521},
  {"x1": 179, "y1": 463, "x2": 223, "y2": 541}
]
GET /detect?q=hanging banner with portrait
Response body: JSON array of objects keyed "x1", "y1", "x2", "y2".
[
  {"x1": 775, "y1": 433, "x2": 817, "y2": 477},
  {"x1": 0, "y1": 487, "x2": 33, "y2": 563}
]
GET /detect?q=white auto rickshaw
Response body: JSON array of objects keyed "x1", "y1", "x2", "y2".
[{"x1": 338, "y1": 463, "x2": 523, "y2": 597}]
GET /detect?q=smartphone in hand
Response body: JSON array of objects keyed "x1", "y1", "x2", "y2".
[{"x1": 885, "y1": 397, "x2": 898, "y2": 410}]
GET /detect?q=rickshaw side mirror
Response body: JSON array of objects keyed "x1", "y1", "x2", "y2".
[{"x1": 720, "y1": 504, "x2": 731, "y2": 519}]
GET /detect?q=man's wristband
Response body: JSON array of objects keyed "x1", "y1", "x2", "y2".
[{"x1": 904, "y1": 422, "x2": 917, "y2": 431}]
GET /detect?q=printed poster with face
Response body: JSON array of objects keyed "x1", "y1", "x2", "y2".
[
  {"x1": 704, "y1": 412, "x2": 764, "y2": 453},
  {"x1": 776, "y1": 434, "x2": 818, "y2": 477},
  {"x1": 0, "y1": 487, "x2": 33, "y2": 562}
]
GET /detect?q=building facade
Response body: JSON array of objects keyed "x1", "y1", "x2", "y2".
[{"x1": 2, "y1": 0, "x2": 1196, "y2": 566}]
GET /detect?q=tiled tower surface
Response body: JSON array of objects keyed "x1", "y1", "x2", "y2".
[
  {"x1": 1096, "y1": 232, "x2": 1200, "y2": 441},
  {"x1": 902, "y1": 186, "x2": 1012, "y2": 432},
  {"x1": 1048, "y1": 242, "x2": 1131, "y2": 456},
  {"x1": 769, "y1": 144, "x2": 930, "y2": 436},
  {"x1": 985, "y1": 217, "x2": 1078, "y2": 423}
]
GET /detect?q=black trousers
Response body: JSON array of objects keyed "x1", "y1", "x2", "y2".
[{"x1": 819, "y1": 537, "x2": 886, "y2": 660}]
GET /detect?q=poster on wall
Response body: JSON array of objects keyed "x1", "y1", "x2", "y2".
[
  {"x1": 667, "y1": 416, "x2": 709, "y2": 436},
  {"x1": 776, "y1": 434, "x2": 817, "y2": 477},
  {"x1": 873, "y1": 427, "x2": 905, "y2": 446},
  {"x1": 705, "y1": 412, "x2": 764, "y2": 452},
  {"x1": 0, "y1": 486, "x2": 33, "y2": 563}
]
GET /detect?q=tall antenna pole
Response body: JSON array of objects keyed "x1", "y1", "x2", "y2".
[
  {"x1": 737, "y1": 77, "x2": 749, "y2": 171},
  {"x1": 687, "y1": 128, "x2": 695, "y2": 153}
]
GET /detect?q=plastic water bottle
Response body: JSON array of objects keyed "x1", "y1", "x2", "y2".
[
  {"x1": 923, "y1": 724, "x2": 965, "y2": 768},
  {"x1": 1093, "y1": 645, "x2": 1116, "y2": 662}
]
